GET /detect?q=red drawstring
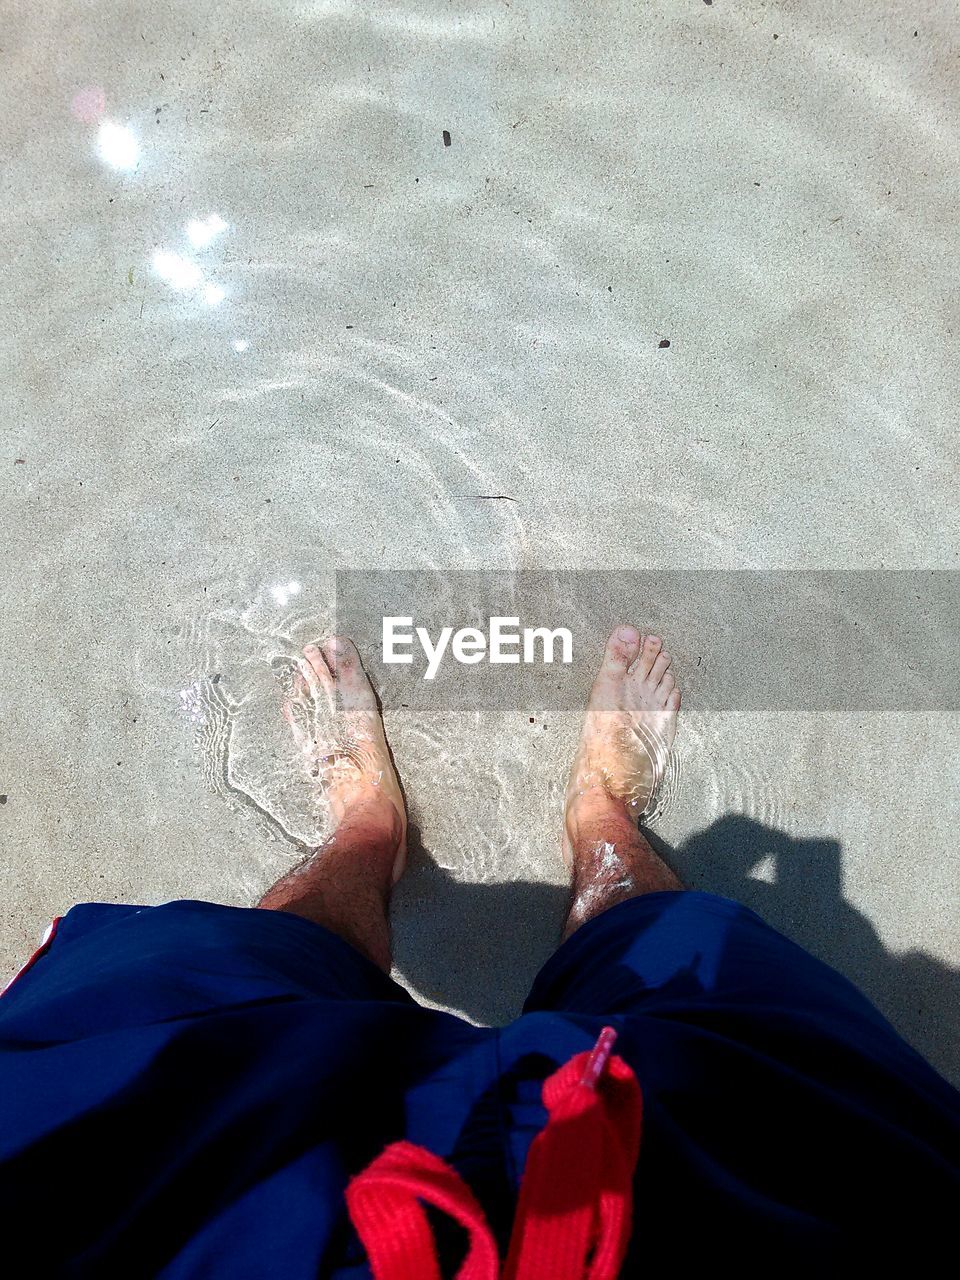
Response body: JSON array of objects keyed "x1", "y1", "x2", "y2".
[
  {"x1": 345, "y1": 1027, "x2": 642, "y2": 1280},
  {"x1": 343, "y1": 1141, "x2": 499, "y2": 1280},
  {"x1": 502, "y1": 1030, "x2": 642, "y2": 1280}
]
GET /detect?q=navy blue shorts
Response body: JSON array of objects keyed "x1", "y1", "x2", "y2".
[{"x1": 1, "y1": 891, "x2": 958, "y2": 1277}]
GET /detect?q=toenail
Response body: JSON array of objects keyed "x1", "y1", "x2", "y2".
[
  {"x1": 647, "y1": 636, "x2": 660, "y2": 646},
  {"x1": 617, "y1": 625, "x2": 639, "y2": 642}
]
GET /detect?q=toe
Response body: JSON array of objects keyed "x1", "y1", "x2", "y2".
[
  {"x1": 635, "y1": 634, "x2": 662, "y2": 678},
  {"x1": 647, "y1": 650, "x2": 672, "y2": 688},
  {"x1": 656, "y1": 671, "x2": 676, "y2": 707},
  {"x1": 601, "y1": 625, "x2": 642, "y2": 673},
  {"x1": 321, "y1": 635, "x2": 378, "y2": 713},
  {"x1": 668, "y1": 688, "x2": 681, "y2": 711},
  {"x1": 302, "y1": 642, "x2": 334, "y2": 695},
  {"x1": 299, "y1": 645, "x2": 335, "y2": 706}
]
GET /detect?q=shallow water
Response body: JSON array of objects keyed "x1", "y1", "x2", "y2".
[{"x1": 1, "y1": 2, "x2": 958, "y2": 1079}]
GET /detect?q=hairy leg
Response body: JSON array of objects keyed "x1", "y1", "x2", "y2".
[
  {"x1": 562, "y1": 625, "x2": 684, "y2": 938},
  {"x1": 563, "y1": 789, "x2": 682, "y2": 939},
  {"x1": 257, "y1": 637, "x2": 405, "y2": 973}
]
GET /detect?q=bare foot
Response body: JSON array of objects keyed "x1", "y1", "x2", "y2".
[
  {"x1": 563, "y1": 625, "x2": 680, "y2": 867},
  {"x1": 285, "y1": 636, "x2": 407, "y2": 883}
]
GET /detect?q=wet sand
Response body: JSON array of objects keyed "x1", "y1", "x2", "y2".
[{"x1": 1, "y1": 1, "x2": 958, "y2": 1081}]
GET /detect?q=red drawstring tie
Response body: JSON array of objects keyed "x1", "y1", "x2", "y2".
[{"x1": 346, "y1": 1026, "x2": 642, "y2": 1280}]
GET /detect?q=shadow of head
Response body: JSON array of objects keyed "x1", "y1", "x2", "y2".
[{"x1": 668, "y1": 814, "x2": 960, "y2": 1086}]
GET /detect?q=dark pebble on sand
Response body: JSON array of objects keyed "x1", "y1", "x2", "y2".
[
  {"x1": 659, "y1": 338, "x2": 671, "y2": 348},
  {"x1": 0, "y1": 795, "x2": 6, "y2": 804},
  {"x1": 442, "y1": 129, "x2": 451, "y2": 147}
]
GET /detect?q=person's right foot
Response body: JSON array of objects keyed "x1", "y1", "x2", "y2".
[
  {"x1": 286, "y1": 636, "x2": 407, "y2": 883},
  {"x1": 563, "y1": 625, "x2": 680, "y2": 867}
]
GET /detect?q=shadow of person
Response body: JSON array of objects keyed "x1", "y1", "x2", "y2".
[
  {"x1": 664, "y1": 814, "x2": 960, "y2": 1086},
  {"x1": 392, "y1": 815, "x2": 959, "y2": 1087}
]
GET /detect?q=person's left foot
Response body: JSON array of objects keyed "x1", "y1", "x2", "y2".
[
  {"x1": 564, "y1": 625, "x2": 679, "y2": 867},
  {"x1": 284, "y1": 636, "x2": 407, "y2": 882}
]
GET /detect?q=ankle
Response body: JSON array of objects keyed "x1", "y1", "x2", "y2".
[
  {"x1": 565, "y1": 785, "x2": 635, "y2": 851},
  {"x1": 324, "y1": 793, "x2": 404, "y2": 864}
]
